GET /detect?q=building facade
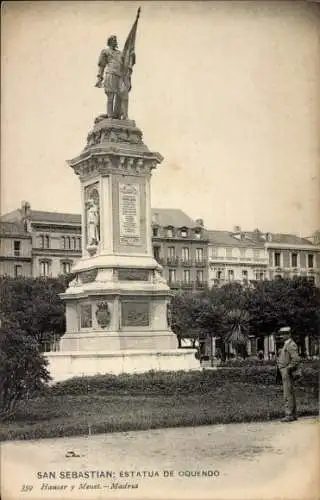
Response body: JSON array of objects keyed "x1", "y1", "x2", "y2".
[
  {"x1": 0, "y1": 221, "x2": 32, "y2": 277},
  {"x1": 151, "y1": 209, "x2": 209, "y2": 290},
  {"x1": 0, "y1": 204, "x2": 209, "y2": 286},
  {"x1": 1, "y1": 205, "x2": 319, "y2": 288},
  {"x1": 208, "y1": 227, "x2": 320, "y2": 287},
  {"x1": 265, "y1": 233, "x2": 320, "y2": 286},
  {"x1": 208, "y1": 228, "x2": 269, "y2": 287},
  {"x1": 1, "y1": 202, "x2": 82, "y2": 278}
]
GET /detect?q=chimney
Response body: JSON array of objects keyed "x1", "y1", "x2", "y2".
[
  {"x1": 195, "y1": 218, "x2": 204, "y2": 227},
  {"x1": 21, "y1": 200, "x2": 31, "y2": 218},
  {"x1": 20, "y1": 201, "x2": 31, "y2": 232}
]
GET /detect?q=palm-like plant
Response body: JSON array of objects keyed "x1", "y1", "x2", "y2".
[{"x1": 225, "y1": 309, "x2": 250, "y2": 358}]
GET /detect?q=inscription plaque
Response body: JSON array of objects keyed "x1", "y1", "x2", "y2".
[
  {"x1": 119, "y1": 183, "x2": 141, "y2": 245},
  {"x1": 121, "y1": 300, "x2": 150, "y2": 327},
  {"x1": 80, "y1": 269, "x2": 98, "y2": 284},
  {"x1": 118, "y1": 268, "x2": 149, "y2": 281},
  {"x1": 80, "y1": 304, "x2": 92, "y2": 328}
]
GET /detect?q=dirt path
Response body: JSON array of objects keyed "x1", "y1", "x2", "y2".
[{"x1": 1, "y1": 417, "x2": 319, "y2": 500}]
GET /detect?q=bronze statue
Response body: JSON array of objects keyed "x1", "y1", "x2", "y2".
[{"x1": 95, "y1": 8, "x2": 141, "y2": 120}]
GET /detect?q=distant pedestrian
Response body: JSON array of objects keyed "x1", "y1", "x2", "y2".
[
  {"x1": 276, "y1": 326, "x2": 300, "y2": 422},
  {"x1": 257, "y1": 350, "x2": 264, "y2": 360}
]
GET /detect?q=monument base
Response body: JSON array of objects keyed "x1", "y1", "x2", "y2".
[
  {"x1": 45, "y1": 349, "x2": 200, "y2": 383},
  {"x1": 59, "y1": 329, "x2": 178, "y2": 351}
]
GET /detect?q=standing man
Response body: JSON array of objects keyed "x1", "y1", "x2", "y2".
[
  {"x1": 95, "y1": 35, "x2": 123, "y2": 119},
  {"x1": 276, "y1": 326, "x2": 300, "y2": 422},
  {"x1": 95, "y1": 8, "x2": 140, "y2": 120}
]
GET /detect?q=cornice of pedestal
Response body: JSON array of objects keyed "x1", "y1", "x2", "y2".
[
  {"x1": 72, "y1": 254, "x2": 162, "y2": 272},
  {"x1": 67, "y1": 116, "x2": 163, "y2": 181},
  {"x1": 61, "y1": 280, "x2": 172, "y2": 300}
]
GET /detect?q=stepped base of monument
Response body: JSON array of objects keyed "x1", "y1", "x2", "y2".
[
  {"x1": 45, "y1": 349, "x2": 200, "y2": 383},
  {"x1": 59, "y1": 329, "x2": 178, "y2": 351}
]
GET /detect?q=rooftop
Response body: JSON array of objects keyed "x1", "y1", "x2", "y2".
[
  {"x1": 208, "y1": 229, "x2": 318, "y2": 248},
  {"x1": 151, "y1": 208, "x2": 199, "y2": 228},
  {"x1": 1, "y1": 207, "x2": 201, "y2": 229},
  {"x1": 208, "y1": 230, "x2": 263, "y2": 248},
  {"x1": 0, "y1": 221, "x2": 30, "y2": 237}
]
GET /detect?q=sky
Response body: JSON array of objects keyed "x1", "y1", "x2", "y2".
[{"x1": 1, "y1": 0, "x2": 320, "y2": 236}]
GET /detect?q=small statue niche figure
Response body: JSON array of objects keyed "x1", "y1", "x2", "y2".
[
  {"x1": 95, "y1": 8, "x2": 140, "y2": 120},
  {"x1": 86, "y1": 198, "x2": 100, "y2": 246}
]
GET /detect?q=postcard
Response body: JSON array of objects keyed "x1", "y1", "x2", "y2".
[{"x1": 1, "y1": 1, "x2": 319, "y2": 500}]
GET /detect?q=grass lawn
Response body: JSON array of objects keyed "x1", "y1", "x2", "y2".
[{"x1": 1, "y1": 382, "x2": 318, "y2": 442}]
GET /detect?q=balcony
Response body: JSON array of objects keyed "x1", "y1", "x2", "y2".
[
  {"x1": 195, "y1": 259, "x2": 206, "y2": 267},
  {"x1": 181, "y1": 259, "x2": 193, "y2": 267},
  {"x1": 210, "y1": 256, "x2": 269, "y2": 265},
  {"x1": 167, "y1": 257, "x2": 180, "y2": 266},
  {"x1": 169, "y1": 280, "x2": 207, "y2": 290}
]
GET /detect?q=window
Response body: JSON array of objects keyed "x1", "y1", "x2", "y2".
[
  {"x1": 168, "y1": 269, "x2": 176, "y2": 283},
  {"x1": 228, "y1": 269, "x2": 234, "y2": 281},
  {"x1": 240, "y1": 248, "x2": 246, "y2": 259},
  {"x1": 196, "y1": 270, "x2": 204, "y2": 283},
  {"x1": 152, "y1": 227, "x2": 159, "y2": 237},
  {"x1": 168, "y1": 246, "x2": 175, "y2": 259},
  {"x1": 255, "y1": 271, "x2": 264, "y2": 281},
  {"x1": 308, "y1": 254, "x2": 314, "y2": 268},
  {"x1": 274, "y1": 252, "x2": 281, "y2": 267},
  {"x1": 166, "y1": 227, "x2": 173, "y2": 238},
  {"x1": 210, "y1": 247, "x2": 218, "y2": 258},
  {"x1": 291, "y1": 253, "x2": 298, "y2": 268},
  {"x1": 242, "y1": 270, "x2": 248, "y2": 280},
  {"x1": 194, "y1": 231, "x2": 201, "y2": 240},
  {"x1": 195, "y1": 248, "x2": 203, "y2": 262},
  {"x1": 72, "y1": 237, "x2": 77, "y2": 250},
  {"x1": 180, "y1": 228, "x2": 188, "y2": 238},
  {"x1": 153, "y1": 246, "x2": 161, "y2": 261},
  {"x1": 14, "y1": 241, "x2": 21, "y2": 256},
  {"x1": 77, "y1": 237, "x2": 82, "y2": 250},
  {"x1": 40, "y1": 235, "x2": 49, "y2": 249},
  {"x1": 183, "y1": 269, "x2": 190, "y2": 283},
  {"x1": 40, "y1": 261, "x2": 50, "y2": 277},
  {"x1": 62, "y1": 262, "x2": 72, "y2": 274},
  {"x1": 66, "y1": 236, "x2": 71, "y2": 249},
  {"x1": 181, "y1": 247, "x2": 190, "y2": 262},
  {"x1": 14, "y1": 265, "x2": 22, "y2": 277},
  {"x1": 217, "y1": 270, "x2": 223, "y2": 280},
  {"x1": 61, "y1": 237, "x2": 66, "y2": 249},
  {"x1": 226, "y1": 248, "x2": 233, "y2": 258},
  {"x1": 253, "y1": 249, "x2": 260, "y2": 261}
]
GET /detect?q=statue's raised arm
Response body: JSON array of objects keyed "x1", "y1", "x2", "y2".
[{"x1": 95, "y1": 8, "x2": 141, "y2": 120}]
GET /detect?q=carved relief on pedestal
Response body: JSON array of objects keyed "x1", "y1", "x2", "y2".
[
  {"x1": 84, "y1": 183, "x2": 100, "y2": 254},
  {"x1": 118, "y1": 268, "x2": 150, "y2": 281},
  {"x1": 121, "y1": 300, "x2": 150, "y2": 327},
  {"x1": 80, "y1": 304, "x2": 93, "y2": 329},
  {"x1": 96, "y1": 301, "x2": 111, "y2": 329},
  {"x1": 153, "y1": 270, "x2": 167, "y2": 285},
  {"x1": 85, "y1": 124, "x2": 143, "y2": 150}
]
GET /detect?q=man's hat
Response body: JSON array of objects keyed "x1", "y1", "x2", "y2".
[{"x1": 279, "y1": 326, "x2": 291, "y2": 333}]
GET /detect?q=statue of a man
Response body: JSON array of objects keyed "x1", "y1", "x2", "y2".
[
  {"x1": 95, "y1": 9, "x2": 140, "y2": 120},
  {"x1": 95, "y1": 35, "x2": 124, "y2": 119},
  {"x1": 86, "y1": 198, "x2": 100, "y2": 245}
]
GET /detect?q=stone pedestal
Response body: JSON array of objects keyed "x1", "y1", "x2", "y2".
[{"x1": 55, "y1": 115, "x2": 199, "y2": 375}]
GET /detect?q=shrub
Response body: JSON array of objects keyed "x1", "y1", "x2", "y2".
[
  {"x1": 0, "y1": 318, "x2": 51, "y2": 420},
  {"x1": 46, "y1": 362, "x2": 319, "y2": 398}
]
